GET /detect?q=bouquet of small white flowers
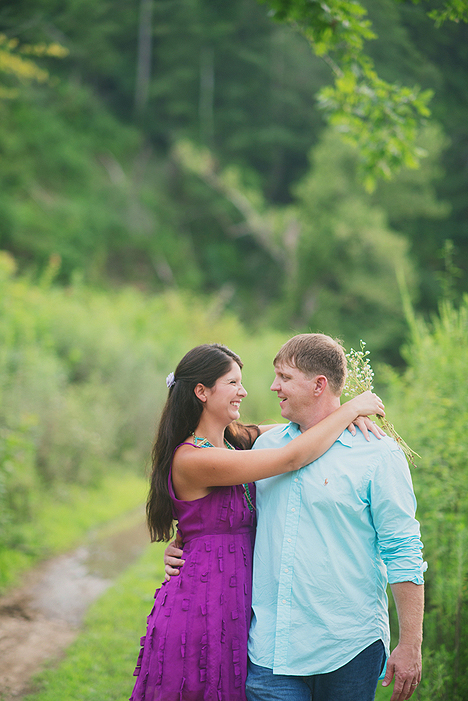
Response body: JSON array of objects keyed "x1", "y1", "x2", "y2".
[{"x1": 344, "y1": 341, "x2": 420, "y2": 466}]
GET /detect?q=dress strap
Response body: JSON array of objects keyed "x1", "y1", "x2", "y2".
[{"x1": 175, "y1": 442, "x2": 201, "y2": 450}]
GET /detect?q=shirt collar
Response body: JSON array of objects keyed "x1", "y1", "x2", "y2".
[{"x1": 284, "y1": 421, "x2": 354, "y2": 447}]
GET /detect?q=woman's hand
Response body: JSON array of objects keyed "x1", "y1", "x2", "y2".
[
  {"x1": 348, "y1": 416, "x2": 386, "y2": 441},
  {"x1": 348, "y1": 390, "x2": 385, "y2": 419}
]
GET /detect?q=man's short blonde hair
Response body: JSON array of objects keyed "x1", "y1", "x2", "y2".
[{"x1": 274, "y1": 333, "x2": 347, "y2": 395}]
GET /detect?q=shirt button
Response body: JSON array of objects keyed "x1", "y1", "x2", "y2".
[
  {"x1": 291, "y1": 508, "x2": 296, "y2": 512},
  {"x1": 284, "y1": 568, "x2": 289, "y2": 573},
  {"x1": 282, "y1": 599, "x2": 287, "y2": 604},
  {"x1": 294, "y1": 478, "x2": 298, "y2": 482},
  {"x1": 287, "y1": 538, "x2": 292, "y2": 543}
]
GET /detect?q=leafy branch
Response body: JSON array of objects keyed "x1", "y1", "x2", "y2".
[
  {"x1": 261, "y1": 0, "x2": 463, "y2": 189},
  {"x1": 344, "y1": 340, "x2": 420, "y2": 466},
  {"x1": 0, "y1": 34, "x2": 68, "y2": 99}
]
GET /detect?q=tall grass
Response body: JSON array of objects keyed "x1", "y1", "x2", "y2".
[{"x1": 378, "y1": 296, "x2": 468, "y2": 701}]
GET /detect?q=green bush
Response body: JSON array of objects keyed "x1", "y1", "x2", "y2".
[
  {"x1": 0, "y1": 251, "x2": 286, "y2": 585},
  {"x1": 381, "y1": 297, "x2": 468, "y2": 700}
]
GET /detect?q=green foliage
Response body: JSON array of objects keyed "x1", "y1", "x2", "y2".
[
  {"x1": 371, "y1": 123, "x2": 450, "y2": 227},
  {"x1": 0, "y1": 0, "x2": 330, "y2": 202},
  {"x1": 318, "y1": 68, "x2": 433, "y2": 192},
  {"x1": 262, "y1": 0, "x2": 468, "y2": 190},
  {"x1": 425, "y1": 0, "x2": 468, "y2": 26},
  {"x1": 263, "y1": 0, "x2": 435, "y2": 184},
  {"x1": 0, "y1": 33, "x2": 67, "y2": 99},
  {"x1": 0, "y1": 253, "x2": 285, "y2": 585},
  {"x1": 4, "y1": 0, "x2": 464, "y2": 200},
  {"x1": 0, "y1": 83, "x2": 160, "y2": 282},
  {"x1": 0, "y1": 0, "x2": 467, "y2": 317},
  {"x1": 284, "y1": 127, "x2": 418, "y2": 360},
  {"x1": 262, "y1": 0, "x2": 376, "y2": 54},
  {"x1": 0, "y1": 473, "x2": 146, "y2": 591},
  {"x1": 383, "y1": 0, "x2": 468, "y2": 309},
  {"x1": 381, "y1": 296, "x2": 468, "y2": 699},
  {"x1": 174, "y1": 127, "x2": 447, "y2": 362}
]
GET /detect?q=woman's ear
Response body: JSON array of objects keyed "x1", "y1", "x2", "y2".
[{"x1": 194, "y1": 383, "x2": 208, "y2": 402}]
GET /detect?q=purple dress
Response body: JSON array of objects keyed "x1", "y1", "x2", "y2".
[{"x1": 130, "y1": 447, "x2": 256, "y2": 701}]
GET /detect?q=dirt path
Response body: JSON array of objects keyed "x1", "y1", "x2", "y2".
[{"x1": 0, "y1": 516, "x2": 149, "y2": 700}]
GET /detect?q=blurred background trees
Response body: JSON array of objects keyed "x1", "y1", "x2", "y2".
[{"x1": 0, "y1": 0, "x2": 466, "y2": 362}]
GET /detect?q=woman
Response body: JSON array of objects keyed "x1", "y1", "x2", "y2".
[{"x1": 130, "y1": 343, "x2": 384, "y2": 701}]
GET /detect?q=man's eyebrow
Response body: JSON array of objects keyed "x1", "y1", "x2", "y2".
[{"x1": 276, "y1": 368, "x2": 292, "y2": 377}]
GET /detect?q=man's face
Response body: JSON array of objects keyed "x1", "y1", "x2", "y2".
[{"x1": 270, "y1": 361, "x2": 317, "y2": 428}]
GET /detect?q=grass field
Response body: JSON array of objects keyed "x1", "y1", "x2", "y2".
[
  {"x1": 22, "y1": 541, "x2": 167, "y2": 701},
  {"x1": 0, "y1": 471, "x2": 147, "y2": 593}
]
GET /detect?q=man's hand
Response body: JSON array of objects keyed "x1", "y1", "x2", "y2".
[
  {"x1": 381, "y1": 642, "x2": 421, "y2": 701},
  {"x1": 382, "y1": 581, "x2": 424, "y2": 701},
  {"x1": 163, "y1": 540, "x2": 185, "y2": 582}
]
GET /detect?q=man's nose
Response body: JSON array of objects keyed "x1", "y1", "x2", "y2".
[{"x1": 270, "y1": 379, "x2": 280, "y2": 392}]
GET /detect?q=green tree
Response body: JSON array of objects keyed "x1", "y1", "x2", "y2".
[
  {"x1": 262, "y1": 0, "x2": 467, "y2": 188},
  {"x1": 1, "y1": 0, "x2": 467, "y2": 325},
  {"x1": 283, "y1": 127, "x2": 417, "y2": 362},
  {"x1": 174, "y1": 130, "x2": 443, "y2": 363},
  {"x1": 0, "y1": 32, "x2": 67, "y2": 98},
  {"x1": 0, "y1": 0, "x2": 333, "y2": 201},
  {"x1": 391, "y1": 0, "x2": 468, "y2": 308}
]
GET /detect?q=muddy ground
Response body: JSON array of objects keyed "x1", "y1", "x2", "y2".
[{"x1": 0, "y1": 519, "x2": 149, "y2": 700}]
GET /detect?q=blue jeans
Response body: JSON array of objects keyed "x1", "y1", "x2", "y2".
[{"x1": 245, "y1": 640, "x2": 385, "y2": 701}]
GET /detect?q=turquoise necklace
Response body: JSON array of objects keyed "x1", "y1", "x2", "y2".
[{"x1": 192, "y1": 433, "x2": 255, "y2": 512}]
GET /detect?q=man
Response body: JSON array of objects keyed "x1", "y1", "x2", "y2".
[
  {"x1": 166, "y1": 333, "x2": 425, "y2": 701},
  {"x1": 244, "y1": 333, "x2": 425, "y2": 701}
]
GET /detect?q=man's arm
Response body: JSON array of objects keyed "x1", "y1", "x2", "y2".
[
  {"x1": 369, "y1": 443, "x2": 426, "y2": 701},
  {"x1": 382, "y1": 581, "x2": 424, "y2": 701}
]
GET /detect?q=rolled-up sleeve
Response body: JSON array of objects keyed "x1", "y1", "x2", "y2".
[{"x1": 369, "y1": 446, "x2": 427, "y2": 585}]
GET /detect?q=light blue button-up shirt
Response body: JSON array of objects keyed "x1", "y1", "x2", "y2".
[{"x1": 248, "y1": 423, "x2": 426, "y2": 676}]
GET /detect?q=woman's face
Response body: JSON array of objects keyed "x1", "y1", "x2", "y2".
[{"x1": 203, "y1": 361, "x2": 247, "y2": 424}]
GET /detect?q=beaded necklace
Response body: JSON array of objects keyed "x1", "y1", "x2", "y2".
[{"x1": 192, "y1": 433, "x2": 255, "y2": 512}]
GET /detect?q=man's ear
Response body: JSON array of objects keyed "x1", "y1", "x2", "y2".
[
  {"x1": 194, "y1": 383, "x2": 208, "y2": 402},
  {"x1": 313, "y1": 375, "x2": 328, "y2": 396}
]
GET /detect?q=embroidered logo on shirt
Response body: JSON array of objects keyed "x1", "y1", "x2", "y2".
[{"x1": 324, "y1": 478, "x2": 329, "y2": 486}]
